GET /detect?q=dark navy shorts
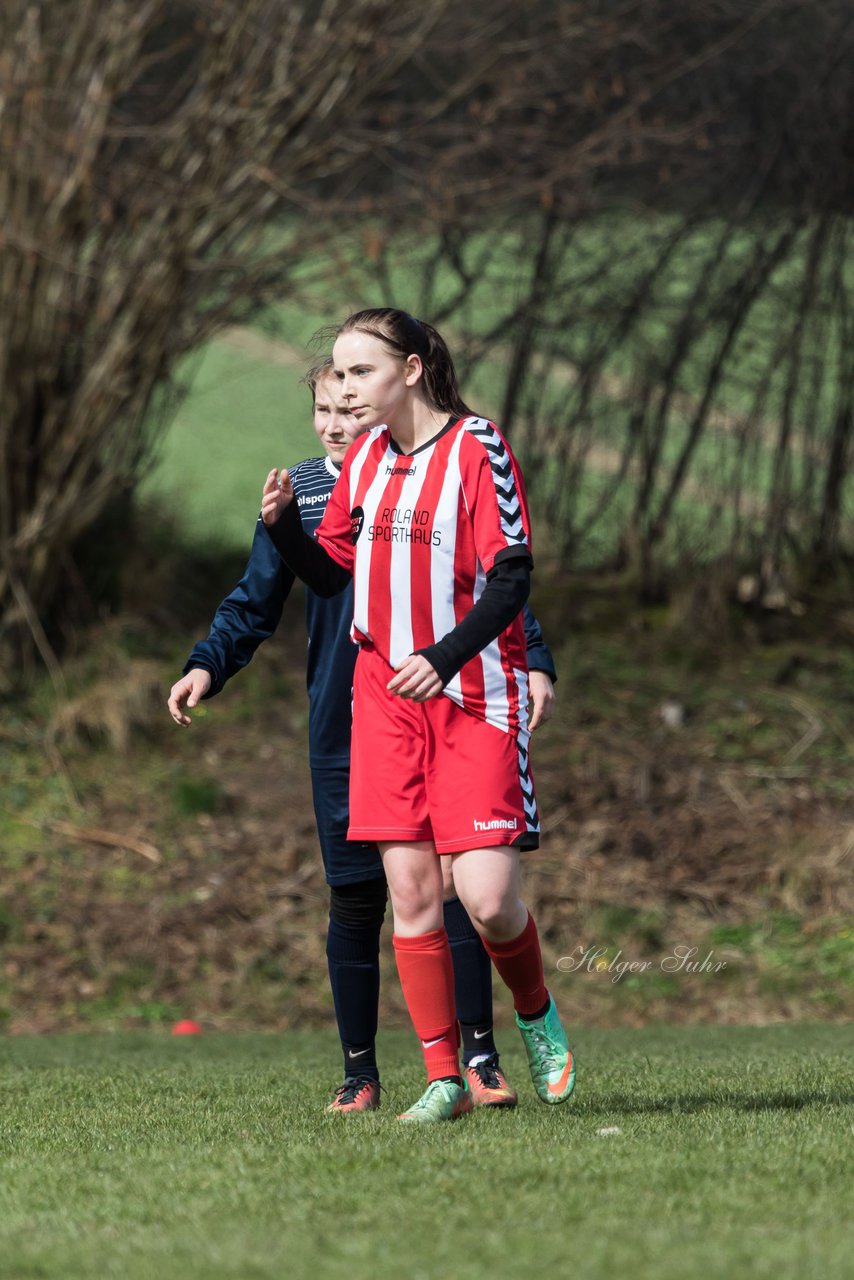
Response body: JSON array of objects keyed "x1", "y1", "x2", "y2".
[{"x1": 310, "y1": 767, "x2": 385, "y2": 887}]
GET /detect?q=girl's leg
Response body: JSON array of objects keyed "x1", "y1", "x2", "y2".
[
  {"x1": 346, "y1": 655, "x2": 469, "y2": 1119},
  {"x1": 311, "y1": 767, "x2": 386, "y2": 1113},
  {"x1": 382, "y1": 842, "x2": 466, "y2": 1096},
  {"x1": 382, "y1": 841, "x2": 444, "y2": 936},
  {"x1": 325, "y1": 878, "x2": 387, "y2": 1096},
  {"x1": 440, "y1": 856, "x2": 518, "y2": 1104},
  {"x1": 449, "y1": 847, "x2": 548, "y2": 1017},
  {"x1": 442, "y1": 855, "x2": 518, "y2": 1106},
  {"x1": 441, "y1": 855, "x2": 495, "y2": 1054},
  {"x1": 450, "y1": 846, "x2": 576, "y2": 1105}
]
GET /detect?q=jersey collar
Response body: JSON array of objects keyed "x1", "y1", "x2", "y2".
[{"x1": 387, "y1": 416, "x2": 461, "y2": 458}]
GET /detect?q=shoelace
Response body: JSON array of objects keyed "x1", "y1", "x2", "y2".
[
  {"x1": 470, "y1": 1056, "x2": 503, "y2": 1089},
  {"x1": 527, "y1": 1026, "x2": 563, "y2": 1071},
  {"x1": 407, "y1": 1080, "x2": 451, "y2": 1112},
  {"x1": 333, "y1": 1076, "x2": 378, "y2": 1106}
]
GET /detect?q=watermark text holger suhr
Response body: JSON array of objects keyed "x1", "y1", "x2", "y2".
[{"x1": 557, "y1": 945, "x2": 727, "y2": 984}]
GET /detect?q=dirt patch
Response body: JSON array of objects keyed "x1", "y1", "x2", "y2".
[{"x1": 2, "y1": 592, "x2": 853, "y2": 1033}]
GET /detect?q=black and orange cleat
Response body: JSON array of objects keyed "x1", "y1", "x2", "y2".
[{"x1": 325, "y1": 1076, "x2": 381, "y2": 1114}]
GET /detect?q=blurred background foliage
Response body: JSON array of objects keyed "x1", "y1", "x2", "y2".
[{"x1": 3, "y1": 0, "x2": 854, "y2": 674}]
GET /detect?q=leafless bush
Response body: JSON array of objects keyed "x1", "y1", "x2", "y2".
[{"x1": 0, "y1": 0, "x2": 465, "y2": 680}]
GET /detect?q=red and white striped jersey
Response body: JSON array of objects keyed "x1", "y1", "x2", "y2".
[{"x1": 316, "y1": 415, "x2": 534, "y2": 735}]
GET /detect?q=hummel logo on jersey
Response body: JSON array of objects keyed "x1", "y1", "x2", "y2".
[
  {"x1": 350, "y1": 505, "x2": 364, "y2": 544},
  {"x1": 473, "y1": 818, "x2": 518, "y2": 832},
  {"x1": 385, "y1": 463, "x2": 417, "y2": 476}
]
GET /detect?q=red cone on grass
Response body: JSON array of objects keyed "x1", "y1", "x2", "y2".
[{"x1": 171, "y1": 1019, "x2": 203, "y2": 1036}]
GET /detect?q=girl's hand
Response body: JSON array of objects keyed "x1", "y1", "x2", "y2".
[
  {"x1": 261, "y1": 468, "x2": 294, "y2": 526},
  {"x1": 387, "y1": 654, "x2": 443, "y2": 701},
  {"x1": 528, "y1": 670, "x2": 556, "y2": 731},
  {"x1": 167, "y1": 668, "x2": 212, "y2": 726}
]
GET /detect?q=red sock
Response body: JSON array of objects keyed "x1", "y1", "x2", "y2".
[
  {"x1": 393, "y1": 929, "x2": 460, "y2": 1081},
  {"x1": 483, "y1": 912, "x2": 549, "y2": 1018}
]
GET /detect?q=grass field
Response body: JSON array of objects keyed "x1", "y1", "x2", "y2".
[
  {"x1": 143, "y1": 232, "x2": 854, "y2": 564},
  {"x1": 1, "y1": 1025, "x2": 851, "y2": 1280},
  {"x1": 140, "y1": 324, "x2": 765, "y2": 563},
  {"x1": 142, "y1": 339, "x2": 319, "y2": 551},
  {"x1": 135, "y1": 211, "x2": 854, "y2": 569}
]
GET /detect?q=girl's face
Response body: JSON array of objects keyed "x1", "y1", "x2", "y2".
[
  {"x1": 313, "y1": 373, "x2": 365, "y2": 463},
  {"x1": 332, "y1": 330, "x2": 419, "y2": 431}
]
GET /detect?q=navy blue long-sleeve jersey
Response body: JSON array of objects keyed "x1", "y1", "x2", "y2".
[{"x1": 184, "y1": 455, "x2": 557, "y2": 768}]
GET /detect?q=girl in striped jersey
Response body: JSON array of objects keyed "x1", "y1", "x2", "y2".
[{"x1": 262, "y1": 309, "x2": 575, "y2": 1123}]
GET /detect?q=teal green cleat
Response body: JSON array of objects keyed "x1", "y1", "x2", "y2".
[
  {"x1": 516, "y1": 996, "x2": 576, "y2": 1104},
  {"x1": 397, "y1": 1078, "x2": 473, "y2": 1124}
]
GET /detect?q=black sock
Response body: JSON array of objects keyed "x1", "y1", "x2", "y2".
[
  {"x1": 459, "y1": 1020, "x2": 497, "y2": 1063},
  {"x1": 519, "y1": 997, "x2": 551, "y2": 1024},
  {"x1": 326, "y1": 914, "x2": 381, "y2": 1082},
  {"x1": 443, "y1": 896, "x2": 496, "y2": 1065}
]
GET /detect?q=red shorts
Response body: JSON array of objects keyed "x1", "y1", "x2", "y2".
[{"x1": 348, "y1": 645, "x2": 539, "y2": 855}]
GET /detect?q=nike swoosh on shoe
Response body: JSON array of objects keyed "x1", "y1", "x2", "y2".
[{"x1": 547, "y1": 1052, "x2": 575, "y2": 1097}]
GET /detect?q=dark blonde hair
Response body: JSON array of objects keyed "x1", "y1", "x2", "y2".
[
  {"x1": 302, "y1": 355, "x2": 334, "y2": 404},
  {"x1": 331, "y1": 308, "x2": 471, "y2": 418}
]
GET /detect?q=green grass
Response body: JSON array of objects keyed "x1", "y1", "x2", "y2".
[
  {"x1": 143, "y1": 341, "x2": 320, "y2": 548},
  {"x1": 141, "y1": 318, "x2": 764, "y2": 565},
  {"x1": 255, "y1": 212, "x2": 850, "y2": 428},
  {"x1": 145, "y1": 263, "x2": 854, "y2": 567},
  {"x1": 0, "y1": 1026, "x2": 851, "y2": 1279},
  {"x1": 139, "y1": 210, "x2": 854, "y2": 563}
]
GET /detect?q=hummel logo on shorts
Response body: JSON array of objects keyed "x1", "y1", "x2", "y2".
[{"x1": 473, "y1": 818, "x2": 517, "y2": 832}]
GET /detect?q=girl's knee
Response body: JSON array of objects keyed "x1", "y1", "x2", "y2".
[
  {"x1": 463, "y1": 893, "x2": 523, "y2": 940},
  {"x1": 386, "y1": 873, "x2": 442, "y2": 932}
]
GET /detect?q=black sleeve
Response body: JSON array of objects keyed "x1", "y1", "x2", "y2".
[
  {"x1": 263, "y1": 499, "x2": 351, "y2": 598},
  {"x1": 522, "y1": 603, "x2": 558, "y2": 682},
  {"x1": 415, "y1": 556, "x2": 531, "y2": 686}
]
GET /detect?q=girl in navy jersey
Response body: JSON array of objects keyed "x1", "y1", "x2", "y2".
[{"x1": 262, "y1": 309, "x2": 575, "y2": 1123}]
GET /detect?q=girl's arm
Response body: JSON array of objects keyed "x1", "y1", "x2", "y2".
[
  {"x1": 184, "y1": 519, "x2": 296, "y2": 696},
  {"x1": 389, "y1": 554, "x2": 531, "y2": 699},
  {"x1": 168, "y1": 519, "x2": 295, "y2": 724},
  {"x1": 261, "y1": 468, "x2": 351, "y2": 597},
  {"x1": 391, "y1": 425, "x2": 536, "y2": 702}
]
